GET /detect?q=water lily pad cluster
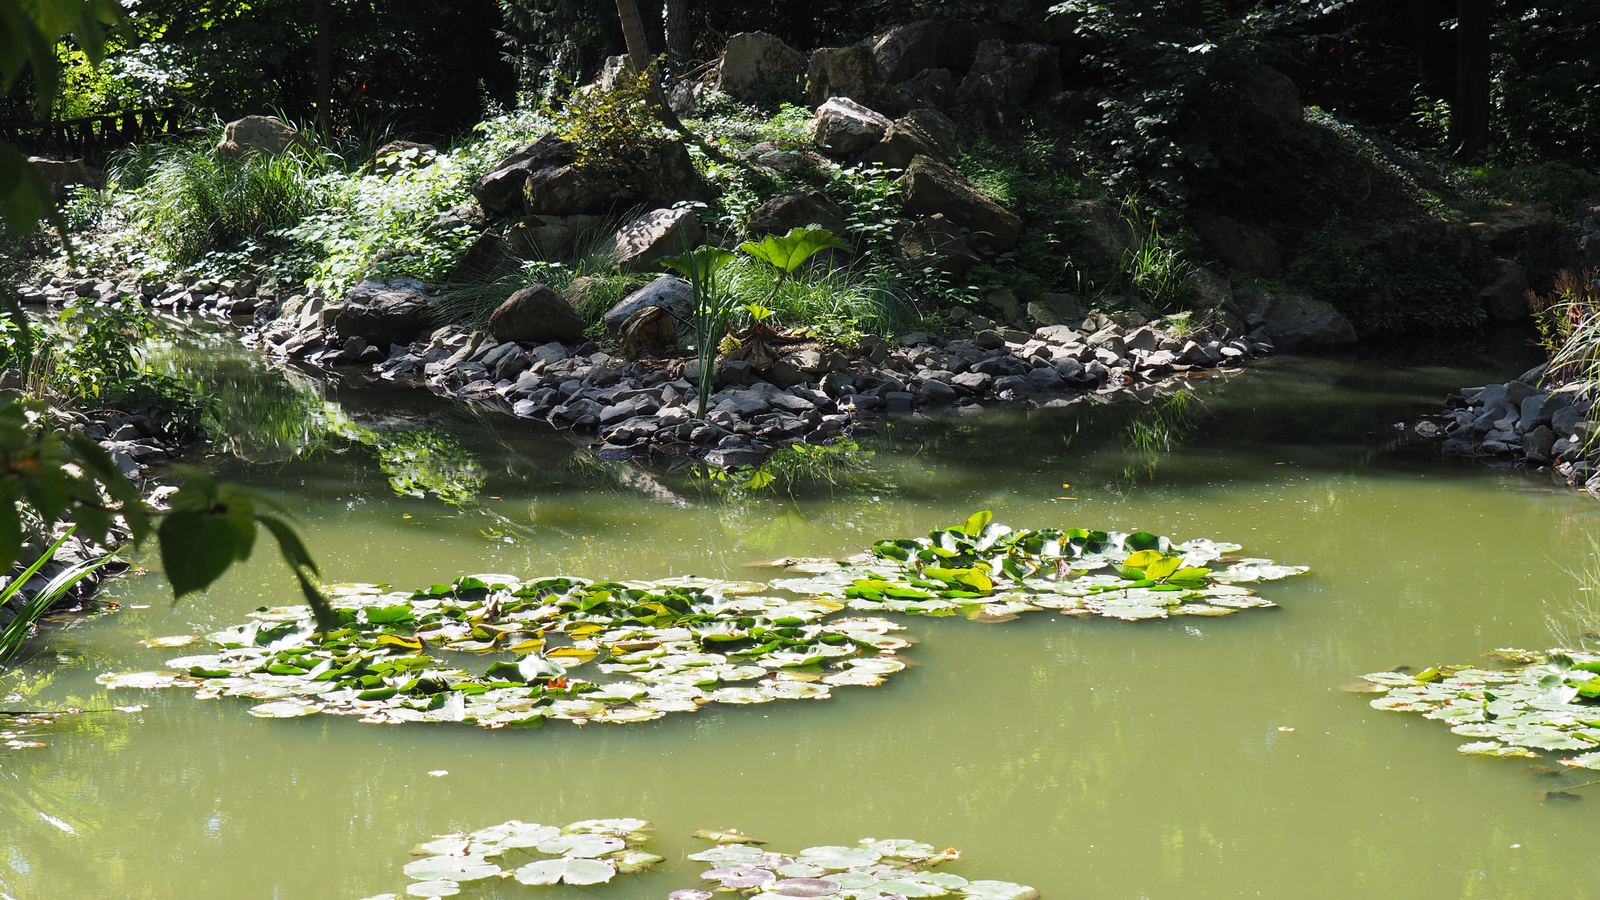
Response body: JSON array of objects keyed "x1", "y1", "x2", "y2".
[
  {"x1": 357, "y1": 817, "x2": 662, "y2": 898},
  {"x1": 770, "y1": 511, "x2": 1309, "y2": 622},
  {"x1": 97, "y1": 574, "x2": 912, "y2": 729},
  {"x1": 1358, "y1": 650, "x2": 1600, "y2": 766},
  {"x1": 675, "y1": 834, "x2": 1038, "y2": 900}
]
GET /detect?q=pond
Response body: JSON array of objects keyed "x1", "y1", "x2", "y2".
[{"x1": 1, "y1": 323, "x2": 1596, "y2": 899}]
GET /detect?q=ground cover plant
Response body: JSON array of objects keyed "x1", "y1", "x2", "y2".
[{"x1": 98, "y1": 513, "x2": 1307, "y2": 729}]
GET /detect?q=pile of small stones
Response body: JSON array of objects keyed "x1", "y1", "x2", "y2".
[
  {"x1": 14, "y1": 273, "x2": 1276, "y2": 468},
  {"x1": 339, "y1": 316, "x2": 1273, "y2": 467},
  {"x1": 1434, "y1": 365, "x2": 1600, "y2": 494}
]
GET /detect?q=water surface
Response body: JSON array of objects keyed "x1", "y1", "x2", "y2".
[{"x1": 1, "y1": 328, "x2": 1593, "y2": 900}]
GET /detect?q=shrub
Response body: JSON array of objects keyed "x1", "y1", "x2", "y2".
[
  {"x1": 1529, "y1": 269, "x2": 1600, "y2": 389},
  {"x1": 131, "y1": 140, "x2": 325, "y2": 266}
]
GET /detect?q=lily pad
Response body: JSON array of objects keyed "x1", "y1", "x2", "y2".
[
  {"x1": 403, "y1": 881, "x2": 459, "y2": 898},
  {"x1": 401, "y1": 855, "x2": 500, "y2": 882},
  {"x1": 513, "y1": 857, "x2": 616, "y2": 885},
  {"x1": 535, "y1": 833, "x2": 625, "y2": 857}
]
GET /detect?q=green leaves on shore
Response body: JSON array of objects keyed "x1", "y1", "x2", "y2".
[{"x1": 1357, "y1": 649, "x2": 1600, "y2": 771}]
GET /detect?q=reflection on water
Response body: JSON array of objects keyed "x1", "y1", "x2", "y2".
[{"x1": 4, "y1": 326, "x2": 1600, "y2": 899}]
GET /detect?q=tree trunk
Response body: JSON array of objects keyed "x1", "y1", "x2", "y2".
[
  {"x1": 1405, "y1": 0, "x2": 1455, "y2": 102},
  {"x1": 1451, "y1": 0, "x2": 1491, "y2": 162},
  {"x1": 613, "y1": 0, "x2": 686, "y2": 132},
  {"x1": 314, "y1": 0, "x2": 332, "y2": 132},
  {"x1": 665, "y1": 0, "x2": 694, "y2": 64}
]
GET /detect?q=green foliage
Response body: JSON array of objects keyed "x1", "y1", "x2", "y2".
[
  {"x1": 158, "y1": 472, "x2": 334, "y2": 630},
  {"x1": 1282, "y1": 229, "x2": 1390, "y2": 331},
  {"x1": 0, "y1": 526, "x2": 119, "y2": 667},
  {"x1": 725, "y1": 259, "x2": 917, "y2": 345},
  {"x1": 1529, "y1": 270, "x2": 1600, "y2": 399},
  {"x1": 130, "y1": 139, "x2": 325, "y2": 266},
  {"x1": 660, "y1": 245, "x2": 738, "y2": 419},
  {"x1": 1466, "y1": 163, "x2": 1600, "y2": 211},
  {"x1": 1116, "y1": 217, "x2": 1193, "y2": 312},
  {"x1": 545, "y1": 64, "x2": 664, "y2": 179},
  {"x1": 51, "y1": 302, "x2": 155, "y2": 401},
  {"x1": 739, "y1": 227, "x2": 848, "y2": 278}
]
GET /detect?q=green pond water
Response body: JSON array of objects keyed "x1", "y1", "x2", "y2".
[{"x1": 2, "y1": 324, "x2": 1597, "y2": 900}]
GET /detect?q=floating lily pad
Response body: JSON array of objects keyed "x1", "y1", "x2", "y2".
[
  {"x1": 401, "y1": 855, "x2": 500, "y2": 882},
  {"x1": 1358, "y1": 649, "x2": 1600, "y2": 773},
  {"x1": 513, "y1": 857, "x2": 616, "y2": 885},
  {"x1": 404, "y1": 881, "x2": 459, "y2": 898},
  {"x1": 686, "y1": 832, "x2": 1029, "y2": 900}
]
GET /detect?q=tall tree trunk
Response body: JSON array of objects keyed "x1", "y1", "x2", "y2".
[
  {"x1": 1405, "y1": 0, "x2": 1455, "y2": 102},
  {"x1": 1451, "y1": 0, "x2": 1491, "y2": 162},
  {"x1": 614, "y1": 0, "x2": 685, "y2": 131},
  {"x1": 314, "y1": 0, "x2": 332, "y2": 132},
  {"x1": 665, "y1": 0, "x2": 694, "y2": 64}
]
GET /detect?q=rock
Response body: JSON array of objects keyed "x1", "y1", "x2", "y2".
[
  {"x1": 509, "y1": 219, "x2": 575, "y2": 260},
  {"x1": 333, "y1": 278, "x2": 434, "y2": 347},
  {"x1": 1480, "y1": 258, "x2": 1530, "y2": 322},
  {"x1": 26, "y1": 157, "x2": 104, "y2": 196},
  {"x1": 1237, "y1": 66, "x2": 1302, "y2": 125},
  {"x1": 1034, "y1": 293, "x2": 1085, "y2": 323},
  {"x1": 951, "y1": 371, "x2": 993, "y2": 395},
  {"x1": 1232, "y1": 290, "x2": 1356, "y2": 350},
  {"x1": 1186, "y1": 266, "x2": 1234, "y2": 311},
  {"x1": 427, "y1": 202, "x2": 486, "y2": 234},
  {"x1": 807, "y1": 45, "x2": 889, "y2": 108},
  {"x1": 1506, "y1": 380, "x2": 1541, "y2": 407},
  {"x1": 811, "y1": 97, "x2": 893, "y2": 155},
  {"x1": 619, "y1": 306, "x2": 678, "y2": 358},
  {"x1": 595, "y1": 54, "x2": 637, "y2": 91},
  {"x1": 633, "y1": 139, "x2": 711, "y2": 207},
  {"x1": 1067, "y1": 199, "x2": 1138, "y2": 262},
  {"x1": 522, "y1": 164, "x2": 619, "y2": 217},
  {"x1": 747, "y1": 190, "x2": 850, "y2": 239},
  {"x1": 865, "y1": 108, "x2": 959, "y2": 168},
  {"x1": 487, "y1": 284, "x2": 586, "y2": 344},
  {"x1": 216, "y1": 115, "x2": 301, "y2": 158},
  {"x1": 717, "y1": 32, "x2": 807, "y2": 99},
  {"x1": 706, "y1": 447, "x2": 768, "y2": 468},
  {"x1": 449, "y1": 229, "x2": 520, "y2": 281},
  {"x1": 918, "y1": 379, "x2": 959, "y2": 405},
  {"x1": 471, "y1": 135, "x2": 577, "y2": 215},
  {"x1": 372, "y1": 141, "x2": 435, "y2": 173},
  {"x1": 866, "y1": 21, "x2": 942, "y2": 83},
  {"x1": 899, "y1": 67, "x2": 959, "y2": 112},
  {"x1": 986, "y1": 289, "x2": 1023, "y2": 323},
  {"x1": 1468, "y1": 203, "x2": 1562, "y2": 253},
  {"x1": 610, "y1": 208, "x2": 702, "y2": 273},
  {"x1": 892, "y1": 214, "x2": 980, "y2": 276},
  {"x1": 1553, "y1": 404, "x2": 1587, "y2": 438},
  {"x1": 898, "y1": 155, "x2": 1023, "y2": 252},
  {"x1": 956, "y1": 40, "x2": 1060, "y2": 127},
  {"x1": 1525, "y1": 425, "x2": 1557, "y2": 466},
  {"x1": 602, "y1": 275, "x2": 694, "y2": 337},
  {"x1": 1191, "y1": 212, "x2": 1285, "y2": 276}
]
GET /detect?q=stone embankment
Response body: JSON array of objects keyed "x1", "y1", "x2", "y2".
[{"x1": 1433, "y1": 366, "x2": 1599, "y2": 494}]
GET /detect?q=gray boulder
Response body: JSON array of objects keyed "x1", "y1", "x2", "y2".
[
  {"x1": 1237, "y1": 66, "x2": 1302, "y2": 125},
  {"x1": 747, "y1": 190, "x2": 849, "y2": 239},
  {"x1": 522, "y1": 165, "x2": 619, "y2": 217},
  {"x1": 718, "y1": 32, "x2": 807, "y2": 99},
  {"x1": 893, "y1": 214, "x2": 980, "y2": 276},
  {"x1": 471, "y1": 135, "x2": 577, "y2": 215},
  {"x1": 1068, "y1": 199, "x2": 1139, "y2": 262},
  {"x1": 602, "y1": 275, "x2": 694, "y2": 337},
  {"x1": 216, "y1": 115, "x2": 301, "y2": 158},
  {"x1": 487, "y1": 284, "x2": 586, "y2": 344},
  {"x1": 898, "y1": 155, "x2": 1023, "y2": 251},
  {"x1": 811, "y1": 97, "x2": 893, "y2": 155},
  {"x1": 448, "y1": 230, "x2": 520, "y2": 281},
  {"x1": 865, "y1": 21, "x2": 941, "y2": 83},
  {"x1": 806, "y1": 45, "x2": 888, "y2": 108},
  {"x1": 866, "y1": 108, "x2": 959, "y2": 169},
  {"x1": 633, "y1": 139, "x2": 712, "y2": 207},
  {"x1": 1479, "y1": 258, "x2": 1529, "y2": 323},
  {"x1": 1191, "y1": 212, "x2": 1286, "y2": 277},
  {"x1": 334, "y1": 278, "x2": 434, "y2": 347},
  {"x1": 610, "y1": 208, "x2": 703, "y2": 273},
  {"x1": 956, "y1": 41, "x2": 1060, "y2": 127},
  {"x1": 899, "y1": 67, "x2": 958, "y2": 112},
  {"x1": 1233, "y1": 290, "x2": 1356, "y2": 350}
]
